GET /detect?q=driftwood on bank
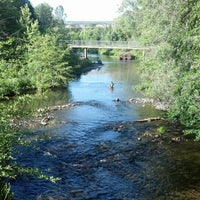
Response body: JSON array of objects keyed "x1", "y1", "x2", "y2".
[{"x1": 135, "y1": 117, "x2": 164, "y2": 123}]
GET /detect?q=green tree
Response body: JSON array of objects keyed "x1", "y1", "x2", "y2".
[
  {"x1": 114, "y1": 0, "x2": 137, "y2": 41},
  {"x1": 34, "y1": 3, "x2": 53, "y2": 33},
  {"x1": 54, "y1": 5, "x2": 66, "y2": 25},
  {"x1": 0, "y1": 0, "x2": 34, "y2": 38},
  {"x1": 26, "y1": 32, "x2": 73, "y2": 91},
  {"x1": 166, "y1": 0, "x2": 200, "y2": 138},
  {"x1": 19, "y1": 5, "x2": 73, "y2": 91}
]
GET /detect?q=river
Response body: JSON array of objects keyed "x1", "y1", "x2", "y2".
[{"x1": 11, "y1": 56, "x2": 200, "y2": 200}]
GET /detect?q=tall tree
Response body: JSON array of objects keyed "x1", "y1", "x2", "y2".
[
  {"x1": 0, "y1": 0, "x2": 34, "y2": 38},
  {"x1": 54, "y1": 5, "x2": 66, "y2": 25},
  {"x1": 20, "y1": 5, "x2": 73, "y2": 91},
  {"x1": 114, "y1": 0, "x2": 137, "y2": 40},
  {"x1": 34, "y1": 3, "x2": 53, "y2": 33}
]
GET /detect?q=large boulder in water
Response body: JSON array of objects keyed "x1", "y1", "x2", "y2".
[{"x1": 119, "y1": 53, "x2": 135, "y2": 60}]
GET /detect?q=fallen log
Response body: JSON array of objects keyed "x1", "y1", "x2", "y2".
[{"x1": 135, "y1": 117, "x2": 164, "y2": 123}]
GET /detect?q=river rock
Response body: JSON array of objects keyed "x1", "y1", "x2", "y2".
[
  {"x1": 129, "y1": 97, "x2": 169, "y2": 111},
  {"x1": 119, "y1": 53, "x2": 135, "y2": 60},
  {"x1": 129, "y1": 97, "x2": 155, "y2": 104}
]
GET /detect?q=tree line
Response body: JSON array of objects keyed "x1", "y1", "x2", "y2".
[{"x1": 116, "y1": 0, "x2": 199, "y2": 140}]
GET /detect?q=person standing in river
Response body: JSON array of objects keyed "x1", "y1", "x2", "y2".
[
  {"x1": 110, "y1": 81, "x2": 114, "y2": 92},
  {"x1": 110, "y1": 81, "x2": 114, "y2": 88}
]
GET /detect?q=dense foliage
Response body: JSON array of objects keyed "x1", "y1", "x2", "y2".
[
  {"x1": 0, "y1": 3, "x2": 78, "y2": 98},
  {"x1": 118, "y1": 0, "x2": 200, "y2": 139}
]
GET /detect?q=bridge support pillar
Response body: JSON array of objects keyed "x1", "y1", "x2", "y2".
[{"x1": 84, "y1": 48, "x2": 88, "y2": 59}]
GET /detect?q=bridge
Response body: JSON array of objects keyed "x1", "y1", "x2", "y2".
[{"x1": 68, "y1": 40, "x2": 149, "y2": 58}]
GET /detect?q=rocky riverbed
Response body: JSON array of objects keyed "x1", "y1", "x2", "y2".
[
  {"x1": 11, "y1": 99, "x2": 200, "y2": 200},
  {"x1": 11, "y1": 99, "x2": 194, "y2": 150},
  {"x1": 13, "y1": 114, "x2": 199, "y2": 200}
]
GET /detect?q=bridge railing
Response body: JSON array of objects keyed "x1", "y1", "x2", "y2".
[{"x1": 68, "y1": 40, "x2": 147, "y2": 49}]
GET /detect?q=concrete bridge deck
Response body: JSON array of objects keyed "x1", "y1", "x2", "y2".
[{"x1": 68, "y1": 40, "x2": 149, "y2": 50}]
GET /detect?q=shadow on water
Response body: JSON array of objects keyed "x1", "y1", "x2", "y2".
[{"x1": 11, "y1": 57, "x2": 200, "y2": 200}]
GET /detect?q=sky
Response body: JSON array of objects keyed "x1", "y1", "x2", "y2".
[{"x1": 30, "y1": 0, "x2": 123, "y2": 21}]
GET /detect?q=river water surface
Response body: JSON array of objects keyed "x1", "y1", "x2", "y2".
[{"x1": 11, "y1": 57, "x2": 200, "y2": 200}]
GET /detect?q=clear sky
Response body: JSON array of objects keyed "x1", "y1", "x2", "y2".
[{"x1": 30, "y1": 0, "x2": 122, "y2": 21}]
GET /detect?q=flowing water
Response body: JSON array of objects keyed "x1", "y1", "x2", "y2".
[{"x1": 11, "y1": 57, "x2": 200, "y2": 200}]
